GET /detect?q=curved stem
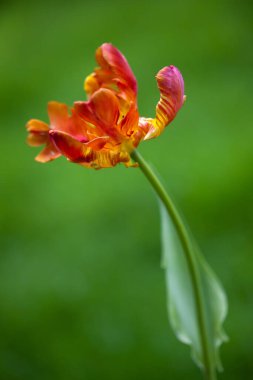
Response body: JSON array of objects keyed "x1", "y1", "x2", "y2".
[{"x1": 131, "y1": 149, "x2": 216, "y2": 380}]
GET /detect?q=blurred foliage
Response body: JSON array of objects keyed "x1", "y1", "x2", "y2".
[{"x1": 0, "y1": 0, "x2": 253, "y2": 379}]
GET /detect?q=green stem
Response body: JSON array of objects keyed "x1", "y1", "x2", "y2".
[{"x1": 131, "y1": 149, "x2": 216, "y2": 380}]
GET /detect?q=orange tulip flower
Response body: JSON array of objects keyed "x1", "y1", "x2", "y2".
[{"x1": 26, "y1": 43, "x2": 185, "y2": 169}]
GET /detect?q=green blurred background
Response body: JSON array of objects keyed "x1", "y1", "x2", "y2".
[{"x1": 1, "y1": 0, "x2": 253, "y2": 379}]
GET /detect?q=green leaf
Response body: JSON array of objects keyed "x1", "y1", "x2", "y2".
[{"x1": 160, "y1": 204, "x2": 228, "y2": 372}]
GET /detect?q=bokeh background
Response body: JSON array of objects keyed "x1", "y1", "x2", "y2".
[{"x1": 1, "y1": 0, "x2": 253, "y2": 379}]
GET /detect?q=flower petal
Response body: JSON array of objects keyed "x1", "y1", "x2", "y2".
[
  {"x1": 49, "y1": 130, "x2": 89, "y2": 162},
  {"x1": 75, "y1": 89, "x2": 122, "y2": 142},
  {"x1": 27, "y1": 133, "x2": 48, "y2": 147},
  {"x1": 156, "y1": 66, "x2": 184, "y2": 124},
  {"x1": 140, "y1": 66, "x2": 185, "y2": 140},
  {"x1": 84, "y1": 73, "x2": 100, "y2": 96},
  {"x1": 26, "y1": 119, "x2": 49, "y2": 133},
  {"x1": 90, "y1": 88, "x2": 120, "y2": 127},
  {"x1": 120, "y1": 103, "x2": 139, "y2": 136},
  {"x1": 26, "y1": 119, "x2": 49, "y2": 146},
  {"x1": 74, "y1": 101, "x2": 96, "y2": 125},
  {"x1": 48, "y1": 101, "x2": 69, "y2": 130},
  {"x1": 119, "y1": 102, "x2": 143, "y2": 147},
  {"x1": 86, "y1": 136, "x2": 109, "y2": 150},
  {"x1": 35, "y1": 141, "x2": 61, "y2": 163},
  {"x1": 50, "y1": 129, "x2": 129, "y2": 169},
  {"x1": 84, "y1": 43, "x2": 137, "y2": 101},
  {"x1": 97, "y1": 43, "x2": 137, "y2": 95}
]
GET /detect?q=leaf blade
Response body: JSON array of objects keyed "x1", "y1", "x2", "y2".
[{"x1": 161, "y1": 203, "x2": 228, "y2": 372}]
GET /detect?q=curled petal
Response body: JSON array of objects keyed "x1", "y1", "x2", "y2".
[
  {"x1": 90, "y1": 89, "x2": 120, "y2": 127},
  {"x1": 50, "y1": 130, "x2": 108, "y2": 160},
  {"x1": 48, "y1": 102, "x2": 92, "y2": 142},
  {"x1": 97, "y1": 43, "x2": 137, "y2": 95},
  {"x1": 119, "y1": 103, "x2": 144, "y2": 147},
  {"x1": 26, "y1": 118, "x2": 61, "y2": 161},
  {"x1": 84, "y1": 73, "x2": 100, "y2": 97},
  {"x1": 61, "y1": 108, "x2": 91, "y2": 142},
  {"x1": 27, "y1": 132, "x2": 48, "y2": 147},
  {"x1": 73, "y1": 102, "x2": 97, "y2": 129},
  {"x1": 26, "y1": 119, "x2": 49, "y2": 146},
  {"x1": 35, "y1": 142, "x2": 61, "y2": 163},
  {"x1": 86, "y1": 136, "x2": 109, "y2": 151},
  {"x1": 48, "y1": 101, "x2": 69, "y2": 130},
  {"x1": 75, "y1": 89, "x2": 122, "y2": 142},
  {"x1": 84, "y1": 43, "x2": 137, "y2": 101},
  {"x1": 50, "y1": 130, "x2": 129, "y2": 169},
  {"x1": 26, "y1": 119, "x2": 49, "y2": 133},
  {"x1": 138, "y1": 117, "x2": 153, "y2": 139},
  {"x1": 156, "y1": 66, "x2": 184, "y2": 124},
  {"x1": 50, "y1": 130, "x2": 92, "y2": 162},
  {"x1": 142, "y1": 66, "x2": 185, "y2": 140}
]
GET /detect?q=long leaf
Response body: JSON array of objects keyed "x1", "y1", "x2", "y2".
[{"x1": 160, "y1": 203, "x2": 228, "y2": 372}]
